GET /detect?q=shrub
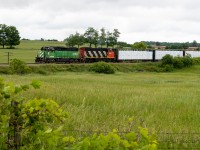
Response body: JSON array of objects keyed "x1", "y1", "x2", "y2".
[
  {"x1": 71, "y1": 127, "x2": 157, "y2": 149},
  {"x1": 173, "y1": 57, "x2": 184, "y2": 69},
  {"x1": 162, "y1": 64, "x2": 174, "y2": 72},
  {"x1": 161, "y1": 54, "x2": 194, "y2": 71},
  {"x1": 0, "y1": 67, "x2": 11, "y2": 74},
  {"x1": 182, "y1": 55, "x2": 193, "y2": 67},
  {"x1": 9, "y1": 58, "x2": 32, "y2": 74},
  {"x1": 161, "y1": 54, "x2": 174, "y2": 66},
  {"x1": 89, "y1": 62, "x2": 115, "y2": 74},
  {"x1": 192, "y1": 57, "x2": 200, "y2": 65}
]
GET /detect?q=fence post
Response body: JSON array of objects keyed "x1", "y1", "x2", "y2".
[
  {"x1": 5, "y1": 52, "x2": 12, "y2": 64},
  {"x1": 152, "y1": 50, "x2": 156, "y2": 62},
  {"x1": 183, "y1": 50, "x2": 186, "y2": 57}
]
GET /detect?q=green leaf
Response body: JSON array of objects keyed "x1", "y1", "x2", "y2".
[
  {"x1": 21, "y1": 85, "x2": 30, "y2": 91},
  {"x1": 31, "y1": 80, "x2": 41, "y2": 89},
  {"x1": 15, "y1": 86, "x2": 23, "y2": 94}
]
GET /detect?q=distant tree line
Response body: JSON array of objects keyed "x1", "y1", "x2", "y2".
[
  {"x1": 0, "y1": 24, "x2": 20, "y2": 49},
  {"x1": 144, "y1": 40, "x2": 200, "y2": 49},
  {"x1": 64, "y1": 27, "x2": 123, "y2": 48}
]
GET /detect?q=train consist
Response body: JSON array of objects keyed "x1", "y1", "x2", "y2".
[
  {"x1": 35, "y1": 46, "x2": 116, "y2": 63},
  {"x1": 35, "y1": 46, "x2": 200, "y2": 63}
]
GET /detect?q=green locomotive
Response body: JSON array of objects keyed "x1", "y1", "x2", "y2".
[{"x1": 35, "y1": 46, "x2": 80, "y2": 63}]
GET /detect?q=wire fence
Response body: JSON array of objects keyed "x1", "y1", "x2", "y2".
[{"x1": 63, "y1": 130, "x2": 200, "y2": 149}]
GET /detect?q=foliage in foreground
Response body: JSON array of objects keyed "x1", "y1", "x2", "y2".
[
  {"x1": 67, "y1": 127, "x2": 157, "y2": 150},
  {"x1": 0, "y1": 79, "x2": 67, "y2": 149},
  {"x1": 0, "y1": 78, "x2": 157, "y2": 149}
]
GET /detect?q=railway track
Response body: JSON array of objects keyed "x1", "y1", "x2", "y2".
[{"x1": 0, "y1": 63, "x2": 47, "y2": 66}]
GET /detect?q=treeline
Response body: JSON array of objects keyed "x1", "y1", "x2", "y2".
[
  {"x1": 144, "y1": 40, "x2": 200, "y2": 49},
  {"x1": 64, "y1": 27, "x2": 130, "y2": 48}
]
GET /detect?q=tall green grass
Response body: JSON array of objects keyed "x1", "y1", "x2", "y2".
[{"x1": 2, "y1": 66, "x2": 200, "y2": 134}]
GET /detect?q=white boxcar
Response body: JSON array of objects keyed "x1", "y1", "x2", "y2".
[
  {"x1": 155, "y1": 51, "x2": 183, "y2": 60},
  {"x1": 118, "y1": 50, "x2": 153, "y2": 60},
  {"x1": 185, "y1": 51, "x2": 200, "y2": 58}
]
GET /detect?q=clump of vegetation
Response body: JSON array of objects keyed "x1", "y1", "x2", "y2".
[
  {"x1": 192, "y1": 57, "x2": 200, "y2": 65},
  {"x1": 9, "y1": 58, "x2": 32, "y2": 74},
  {"x1": 161, "y1": 54, "x2": 193, "y2": 71},
  {"x1": 0, "y1": 79, "x2": 68, "y2": 149},
  {"x1": 89, "y1": 62, "x2": 115, "y2": 74},
  {"x1": 0, "y1": 78, "x2": 158, "y2": 149},
  {"x1": 70, "y1": 127, "x2": 157, "y2": 149},
  {"x1": 161, "y1": 54, "x2": 174, "y2": 66},
  {"x1": 182, "y1": 55, "x2": 193, "y2": 67}
]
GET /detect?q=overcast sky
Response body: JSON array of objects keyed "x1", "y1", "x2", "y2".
[{"x1": 1, "y1": 0, "x2": 200, "y2": 43}]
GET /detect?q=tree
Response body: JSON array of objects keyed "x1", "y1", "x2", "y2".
[
  {"x1": 2, "y1": 25, "x2": 20, "y2": 48},
  {"x1": 64, "y1": 34, "x2": 76, "y2": 47},
  {"x1": 74, "y1": 32, "x2": 85, "y2": 48},
  {"x1": 192, "y1": 40, "x2": 198, "y2": 47},
  {"x1": 117, "y1": 41, "x2": 131, "y2": 49},
  {"x1": 132, "y1": 42, "x2": 147, "y2": 50},
  {"x1": 84, "y1": 27, "x2": 99, "y2": 48},
  {"x1": 105, "y1": 29, "x2": 120, "y2": 48},
  {"x1": 99, "y1": 28, "x2": 106, "y2": 48},
  {"x1": 0, "y1": 24, "x2": 8, "y2": 48},
  {"x1": 112, "y1": 29, "x2": 120, "y2": 46},
  {"x1": 106, "y1": 31, "x2": 118, "y2": 48},
  {"x1": 64, "y1": 32, "x2": 85, "y2": 48}
]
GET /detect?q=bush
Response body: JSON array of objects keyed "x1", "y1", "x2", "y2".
[
  {"x1": 192, "y1": 57, "x2": 200, "y2": 65},
  {"x1": 162, "y1": 64, "x2": 174, "y2": 72},
  {"x1": 173, "y1": 57, "x2": 184, "y2": 69},
  {"x1": 89, "y1": 62, "x2": 115, "y2": 74},
  {"x1": 182, "y1": 55, "x2": 193, "y2": 67},
  {"x1": 0, "y1": 67, "x2": 11, "y2": 74},
  {"x1": 9, "y1": 58, "x2": 32, "y2": 74},
  {"x1": 161, "y1": 54, "x2": 194, "y2": 71},
  {"x1": 161, "y1": 54, "x2": 174, "y2": 66}
]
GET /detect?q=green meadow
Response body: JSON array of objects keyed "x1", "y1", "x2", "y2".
[{"x1": 2, "y1": 66, "x2": 200, "y2": 134}]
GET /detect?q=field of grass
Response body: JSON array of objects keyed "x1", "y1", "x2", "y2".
[
  {"x1": 1, "y1": 65, "x2": 200, "y2": 148},
  {"x1": 0, "y1": 40, "x2": 65, "y2": 63},
  {"x1": 1, "y1": 66, "x2": 200, "y2": 133}
]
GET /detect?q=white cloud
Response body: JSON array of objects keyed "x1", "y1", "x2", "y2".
[{"x1": 0, "y1": 0, "x2": 200, "y2": 43}]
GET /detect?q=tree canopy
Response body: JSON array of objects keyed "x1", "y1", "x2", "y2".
[
  {"x1": 0, "y1": 24, "x2": 20, "y2": 49},
  {"x1": 132, "y1": 42, "x2": 147, "y2": 50},
  {"x1": 64, "y1": 27, "x2": 121, "y2": 48}
]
